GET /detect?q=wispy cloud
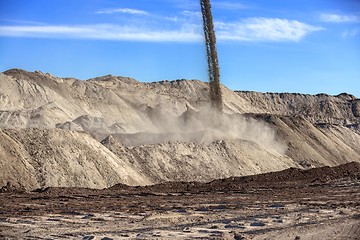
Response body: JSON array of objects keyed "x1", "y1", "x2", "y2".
[
  {"x1": 173, "y1": 0, "x2": 249, "y2": 11},
  {"x1": 0, "y1": 18, "x2": 322, "y2": 43},
  {"x1": 96, "y1": 8, "x2": 149, "y2": 15},
  {"x1": 0, "y1": 19, "x2": 44, "y2": 25},
  {"x1": 0, "y1": 24, "x2": 202, "y2": 42},
  {"x1": 173, "y1": 0, "x2": 199, "y2": 10},
  {"x1": 342, "y1": 28, "x2": 359, "y2": 38},
  {"x1": 212, "y1": 2, "x2": 249, "y2": 10},
  {"x1": 217, "y1": 18, "x2": 323, "y2": 42},
  {"x1": 319, "y1": 13, "x2": 359, "y2": 23},
  {"x1": 182, "y1": 11, "x2": 202, "y2": 18},
  {"x1": 96, "y1": 7, "x2": 180, "y2": 23}
]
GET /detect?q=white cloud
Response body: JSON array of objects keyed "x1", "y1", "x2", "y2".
[
  {"x1": 320, "y1": 13, "x2": 359, "y2": 23},
  {"x1": 0, "y1": 18, "x2": 322, "y2": 43},
  {"x1": 216, "y1": 18, "x2": 323, "y2": 42},
  {"x1": 96, "y1": 8, "x2": 180, "y2": 23},
  {"x1": 0, "y1": 25, "x2": 90, "y2": 35},
  {"x1": 0, "y1": 19, "x2": 44, "y2": 25},
  {"x1": 212, "y1": 2, "x2": 249, "y2": 10},
  {"x1": 0, "y1": 24, "x2": 202, "y2": 42},
  {"x1": 182, "y1": 11, "x2": 202, "y2": 18},
  {"x1": 96, "y1": 8, "x2": 149, "y2": 15},
  {"x1": 163, "y1": 16, "x2": 179, "y2": 22},
  {"x1": 342, "y1": 28, "x2": 359, "y2": 38}
]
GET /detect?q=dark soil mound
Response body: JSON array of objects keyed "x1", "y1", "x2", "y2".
[
  {"x1": 110, "y1": 162, "x2": 360, "y2": 193},
  {"x1": 222, "y1": 161, "x2": 360, "y2": 185}
]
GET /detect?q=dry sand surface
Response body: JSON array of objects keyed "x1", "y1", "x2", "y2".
[
  {"x1": 1, "y1": 69, "x2": 360, "y2": 190},
  {"x1": 1, "y1": 163, "x2": 360, "y2": 239},
  {"x1": 1, "y1": 69, "x2": 360, "y2": 239}
]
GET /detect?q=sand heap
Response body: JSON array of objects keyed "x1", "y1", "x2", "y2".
[{"x1": 0, "y1": 69, "x2": 359, "y2": 190}]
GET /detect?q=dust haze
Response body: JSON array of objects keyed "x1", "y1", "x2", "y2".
[{"x1": 119, "y1": 104, "x2": 287, "y2": 155}]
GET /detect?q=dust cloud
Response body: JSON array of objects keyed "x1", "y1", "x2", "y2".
[{"x1": 119, "y1": 105, "x2": 287, "y2": 155}]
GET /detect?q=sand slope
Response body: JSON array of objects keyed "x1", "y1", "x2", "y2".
[
  {"x1": 0, "y1": 128, "x2": 151, "y2": 190},
  {"x1": 1, "y1": 69, "x2": 360, "y2": 190}
]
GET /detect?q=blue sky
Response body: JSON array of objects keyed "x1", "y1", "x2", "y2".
[{"x1": 0, "y1": 0, "x2": 359, "y2": 96}]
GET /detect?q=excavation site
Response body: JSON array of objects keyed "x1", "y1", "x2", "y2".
[
  {"x1": 1, "y1": 0, "x2": 360, "y2": 239},
  {"x1": 1, "y1": 67, "x2": 360, "y2": 239}
]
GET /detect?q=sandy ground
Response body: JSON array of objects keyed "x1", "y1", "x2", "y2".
[{"x1": 1, "y1": 170, "x2": 360, "y2": 240}]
